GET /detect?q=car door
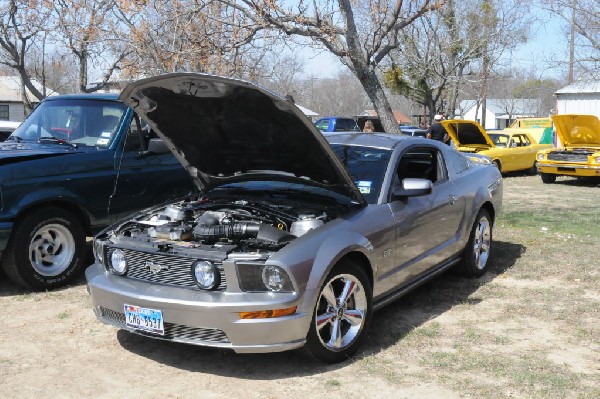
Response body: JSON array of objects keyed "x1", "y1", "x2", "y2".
[
  {"x1": 380, "y1": 145, "x2": 465, "y2": 291},
  {"x1": 108, "y1": 115, "x2": 194, "y2": 222}
]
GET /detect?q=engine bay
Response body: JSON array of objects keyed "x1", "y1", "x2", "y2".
[{"x1": 108, "y1": 196, "x2": 341, "y2": 257}]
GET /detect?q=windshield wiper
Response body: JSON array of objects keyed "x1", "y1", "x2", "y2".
[
  {"x1": 38, "y1": 136, "x2": 77, "y2": 149},
  {"x1": 6, "y1": 135, "x2": 22, "y2": 142}
]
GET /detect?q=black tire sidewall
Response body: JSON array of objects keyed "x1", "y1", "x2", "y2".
[
  {"x1": 4, "y1": 207, "x2": 85, "y2": 290},
  {"x1": 305, "y1": 260, "x2": 373, "y2": 363}
]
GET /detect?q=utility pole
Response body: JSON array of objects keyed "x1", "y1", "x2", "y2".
[{"x1": 568, "y1": 0, "x2": 576, "y2": 83}]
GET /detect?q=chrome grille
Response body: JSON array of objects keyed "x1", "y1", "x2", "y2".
[
  {"x1": 547, "y1": 153, "x2": 589, "y2": 162},
  {"x1": 98, "y1": 307, "x2": 230, "y2": 343},
  {"x1": 108, "y1": 247, "x2": 227, "y2": 290}
]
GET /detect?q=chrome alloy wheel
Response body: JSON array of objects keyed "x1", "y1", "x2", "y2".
[
  {"x1": 29, "y1": 223, "x2": 76, "y2": 276},
  {"x1": 473, "y1": 216, "x2": 491, "y2": 270},
  {"x1": 315, "y1": 273, "x2": 368, "y2": 351}
]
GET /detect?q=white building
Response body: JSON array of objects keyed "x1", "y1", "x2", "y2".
[
  {"x1": 0, "y1": 76, "x2": 58, "y2": 122},
  {"x1": 458, "y1": 99, "x2": 541, "y2": 129},
  {"x1": 555, "y1": 80, "x2": 600, "y2": 118}
]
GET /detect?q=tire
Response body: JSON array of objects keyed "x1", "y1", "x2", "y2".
[
  {"x1": 1, "y1": 207, "x2": 86, "y2": 290},
  {"x1": 493, "y1": 160, "x2": 501, "y2": 172},
  {"x1": 528, "y1": 161, "x2": 538, "y2": 176},
  {"x1": 305, "y1": 260, "x2": 373, "y2": 363},
  {"x1": 456, "y1": 209, "x2": 492, "y2": 278},
  {"x1": 540, "y1": 173, "x2": 556, "y2": 184}
]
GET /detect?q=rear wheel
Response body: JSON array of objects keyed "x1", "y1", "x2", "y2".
[
  {"x1": 456, "y1": 209, "x2": 492, "y2": 278},
  {"x1": 306, "y1": 260, "x2": 372, "y2": 363},
  {"x1": 1, "y1": 207, "x2": 86, "y2": 290},
  {"x1": 493, "y1": 160, "x2": 501, "y2": 172},
  {"x1": 541, "y1": 173, "x2": 556, "y2": 184}
]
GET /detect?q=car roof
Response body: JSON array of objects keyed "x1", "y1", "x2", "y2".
[
  {"x1": 324, "y1": 132, "x2": 421, "y2": 150},
  {"x1": 43, "y1": 93, "x2": 120, "y2": 102}
]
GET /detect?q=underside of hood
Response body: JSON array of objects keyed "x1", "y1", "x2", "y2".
[
  {"x1": 118, "y1": 73, "x2": 365, "y2": 205},
  {"x1": 552, "y1": 114, "x2": 600, "y2": 147},
  {"x1": 441, "y1": 120, "x2": 495, "y2": 148}
]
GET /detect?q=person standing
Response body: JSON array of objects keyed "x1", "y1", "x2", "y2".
[{"x1": 426, "y1": 114, "x2": 450, "y2": 144}]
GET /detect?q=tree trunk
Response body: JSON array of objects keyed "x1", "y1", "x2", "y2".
[
  {"x1": 354, "y1": 65, "x2": 399, "y2": 133},
  {"x1": 79, "y1": 51, "x2": 88, "y2": 93}
]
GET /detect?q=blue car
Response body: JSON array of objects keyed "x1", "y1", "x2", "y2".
[{"x1": 314, "y1": 117, "x2": 359, "y2": 132}]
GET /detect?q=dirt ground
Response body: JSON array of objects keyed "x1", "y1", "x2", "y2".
[{"x1": 0, "y1": 174, "x2": 598, "y2": 399}]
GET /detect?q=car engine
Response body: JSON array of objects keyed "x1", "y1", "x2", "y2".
[{"x1": 106, "y1": 196, "x2": 336, "y2": 256}]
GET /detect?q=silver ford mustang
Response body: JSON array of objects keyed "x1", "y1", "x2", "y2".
[{"x1": 86, "y1": 73, "x2": 503, "y2": 363}]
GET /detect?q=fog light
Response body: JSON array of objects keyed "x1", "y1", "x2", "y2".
[
  {"x1": 262, "y1": 265, "x2": 286, "y2": 292},
  {"x1": 109, "y1": 249, "x2": 127, "y2": 275},
  {"x1": 192, "y1": 261, "x2": 220, "y2": 290}
]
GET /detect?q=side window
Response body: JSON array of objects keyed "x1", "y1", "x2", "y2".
[
  {"x1": 315, "y1": 119, "x2": 329, "y2": 131},
  {"x1": 334, "y1": 119, "x2": 348, "y2": 131},
  {"x1": 123, "y1": 114, "x2": 144, "y2": 152},
  {"x1": 520, "y1": 135, "x2": 531, "y2": 146},
  {"x1": 395, "y1": 146, "x2": 447, "y2": 186}
]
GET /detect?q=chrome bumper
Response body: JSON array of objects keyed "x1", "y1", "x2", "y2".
[{"x1": 85, "y1": 263, "x2": 314, "y2": 353}]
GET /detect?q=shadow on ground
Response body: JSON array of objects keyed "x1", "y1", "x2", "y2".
[{"x1": 116, "y1": 240, "x2": 525, "y2": 378}]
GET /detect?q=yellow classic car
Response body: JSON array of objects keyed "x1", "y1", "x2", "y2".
[
  {"x1": 441, "y1": 120, "x2": 552, "y2": 173},
  {"x1": 536, "y1": 114, "x2": 600, "y2": 183}
]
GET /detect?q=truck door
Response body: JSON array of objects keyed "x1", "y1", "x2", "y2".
[{"x1": 108, "y1": 114, "x2": 194, "y2": 222}]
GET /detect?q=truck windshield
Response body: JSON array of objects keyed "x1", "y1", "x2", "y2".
[{"x1": 10, "y1": 99, "x2": 127, "y2": 147}]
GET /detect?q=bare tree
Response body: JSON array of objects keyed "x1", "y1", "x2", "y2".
[
  {"x1": 113, "y1": 0, "x2": 271, "y2": 79},
  {"x1": 385, "y1": 0, "x2": 529, "y2": 127},
  {"x1": 0, "y1": 0, "x2": 51, "y2": 109},
  {"x1": 540, "y1": 0, "x2": 600, "y2": 80},
  {"x1": 51, "y1": 0, "x2": 129, "y2": 92},
  {"x1": 213, "y1": 0, "x2": 443, "y2": 133}
]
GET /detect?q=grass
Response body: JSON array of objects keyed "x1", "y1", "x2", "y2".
[{"x1": 363, "y1": 175, "x2": 600, "y2": 398}]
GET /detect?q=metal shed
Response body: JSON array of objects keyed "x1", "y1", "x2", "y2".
[{"x1": 555, "y1": 80, "x2": 600, "y2": 117}]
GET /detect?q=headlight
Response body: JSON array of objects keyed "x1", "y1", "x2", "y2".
[
  {"x1": 537, "y1": 153, "x2": 545, "y2": 161},
  {"x1": 237, "y1": 264, "x2": 294, "y2": 292},
  {"x1": 108, "y1": 248, "x2": 127, "y2": 275},
  {"x1": 594, "y1": 156, "x2": 600, "y2": 164},
  {"x1": 191, "y1": 261, "x2": 221, "y2": 290}
]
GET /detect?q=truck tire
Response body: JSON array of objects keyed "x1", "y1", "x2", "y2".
[
  {"x1": 1, "y1": 207, "x2": 86, "y2": 290},
  {"x1": 540, "y1": 173, "x2": 556, "y2": 184}
]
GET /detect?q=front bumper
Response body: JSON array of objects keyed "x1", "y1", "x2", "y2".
[
  {"x1": 537, "y1": 163, "x2": 600, "y2": 177},
  {"x1": 85, "y1": 263, "x2": 313, "y2": 353}
]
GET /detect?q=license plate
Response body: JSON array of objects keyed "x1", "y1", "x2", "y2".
[{"x1": 124, "y1": 304, "x2": 164, "y2": 335}]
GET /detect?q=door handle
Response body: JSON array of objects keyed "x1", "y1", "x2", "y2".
[{"x1": 448, "y1": 194, "x2": 457, "y2": 205}]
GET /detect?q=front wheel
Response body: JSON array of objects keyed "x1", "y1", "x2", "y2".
[
  {"x1": 305, "y1": 260, "x2": 373, "y2": 363},
  {"x1": 541, "y1": 173, "x2": 556, "y2": 184},
  {"x1": 457, "y1": 209, "x2": 492, "y2": 278},
  {"x1": 1, "y1": 207, "x2": 86, "y2": 290}
]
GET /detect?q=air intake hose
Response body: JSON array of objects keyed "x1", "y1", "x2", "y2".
[{"x1": 193, "y1": 222, "x2": 293, "y2": 244}]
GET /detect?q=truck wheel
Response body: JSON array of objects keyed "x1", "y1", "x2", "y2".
[
  {"x1": 305, "y1": 260, "x2": 373, "y2": 363},
  {"x1": 528, "y1": 161, "x2": 538, "y2": 176},
  {"x1": 456, "y1": 209, "x2": 492, "y2": 278},
  {"x1": 540, "y1": 173, "x2": 556, "y2": 184},
  {"x1": 1, "y1": 207, "x2": 86, "y2": 290}
]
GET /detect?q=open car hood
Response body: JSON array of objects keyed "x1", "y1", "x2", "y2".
[
  {"x1": 551, "y1": 114, "x2": 600, "y2": 147},
  {"x1": 441, "y1": 120, "x2": 495, "y2": 148},
  {"x1": 119, "y1": 73, "x2": 366, "y2": 205}
]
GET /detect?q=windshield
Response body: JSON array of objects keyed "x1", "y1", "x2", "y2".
[
  {"x1": 11, "y1": 99, "x2": 127, "y2": 147},
  {"x1": 488, "y1": 133, "x2": 509, "y2": 147},
  {"x1": 330, "y1": 144, "x2": 391, "y2": 204}
]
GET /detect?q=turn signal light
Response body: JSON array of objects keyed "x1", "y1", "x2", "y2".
[{"x1": 239, "y1": 306, "x2": 297, "y2": 319}]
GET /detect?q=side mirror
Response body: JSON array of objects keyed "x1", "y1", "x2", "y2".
[
  {"x1": 392, "y1": 178, "x2": 433, "y2": 199},
  {"x1": 140, "y1": 138, "x2": 170, "y2": 156}
]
